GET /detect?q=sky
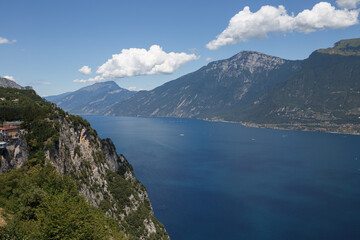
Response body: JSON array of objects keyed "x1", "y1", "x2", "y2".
[{"x1": 0, "y1": 0, "x2": 359, "y2": 96}]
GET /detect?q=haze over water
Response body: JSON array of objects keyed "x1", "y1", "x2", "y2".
[{"x1": 84, "y1": 115, "x2": 360, "y2": 240}]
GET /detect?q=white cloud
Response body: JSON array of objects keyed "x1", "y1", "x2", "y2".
[
  {"x1": 206, "y1": 2, "x2": 359, "y2": 50},
  {"x1": 3, "y1": 75, "x2": 15, "y2": 81},
  {"x1": 206, "y1": 57, "x2": 213, "y2": 61},
  {"x1": 78, "y1": 65, "x2": 92, "y2": 75},
  {"x1": 0, "y1": 36, "x2": 16, "y2": 44},
  {"x1": 127, "y1": 86, "x2": 137, "y2": 91},
  {"x1": 295, "y1": 2, "x2": 360, "y2": 32},
  {"x1": 0, "y1": 37, "x2": 10, "y2": 44},
  {"x1": 74, "y1": 45, "x2": 199, "y2": 83},
  {"x1": 336, "y1": 0, "x2": 360, "y2": 8}
]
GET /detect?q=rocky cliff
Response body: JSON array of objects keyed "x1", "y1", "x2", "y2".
[
  {"x1": 0, "y1": 137, "x2": 28, "y2": 174},
  {"x1": 0, "y1": 86, "x2": 169, "y2": 239}
]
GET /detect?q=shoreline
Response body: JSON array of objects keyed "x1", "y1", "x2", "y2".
[
  {"x1": 199, "y1": 117, "x2": 360, "y2": 136},
  {"x1": 81, "y1": 113, "x2": 360, "y2": 136},
  {"x1": 240, "y1": 122, "x2": 360, "y2": 136}
]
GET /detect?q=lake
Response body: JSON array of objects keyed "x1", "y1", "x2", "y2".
[{"x1": 83, "y1": 115, "x2": 360, "y2": 240}]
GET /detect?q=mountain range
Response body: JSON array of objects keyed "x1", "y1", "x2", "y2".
[
  {"x1": 106, "y1": 51, "x2": 301, "y2": 119},
  {"x1": 47, "y1": 38, "x2": 360, "y2": 134},
  {"x1": 45, "y1": 81, "x2": 136, "y2": 115},
  {"x1": 239, "y1": 38, "x2": 360, "y2": 134}
]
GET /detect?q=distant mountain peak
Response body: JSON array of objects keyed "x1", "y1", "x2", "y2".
[
  {"x1": 0, "y1": 77, "x2": 25, "y2": 89},
  {"x1": 207, "y1": 50, "x2": 287, "y2": 75},
  {"x1": 80, "y1": 81, "x2": 119, "y2": 92},
  {"x1": 231, "y1": 50, "x2": 267, "y2": 58},
  {"x1": 93, "y1": 80, "x2": 118, "y2": 86},
  {"x1": 107, "y1": 48, "x2": 300, "y2": 118},
  {"x1": 46, "y1": 80, "x2": 136, "y2": 115}
]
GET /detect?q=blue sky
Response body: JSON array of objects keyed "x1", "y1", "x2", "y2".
[{"x1": 0, "y1": 0, "x2": 359, "y2": 96}]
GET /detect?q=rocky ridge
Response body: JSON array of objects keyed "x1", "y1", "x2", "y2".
[
  {"x1": 107, "y1": 51, "x2": 300, "y2": 119},
  {"x1": 0, "y1": 77, "x2": 27, "y2": 90}
]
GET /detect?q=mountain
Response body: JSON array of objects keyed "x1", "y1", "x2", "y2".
[
  {"x1": 240, "y1": 38, "x2": 360, "y2": 134},
  {"x1": 0, "y1": 87, "x2": 169, "y2": 239},
  {"x1": 45, "y1": 91, "x2": 72, "y2": 102},
  {"x1": 317, "y1": 37, "x2": 360, "y2": 56},
  {"x1": 106, "y1": 51, "x2": 300, "y2": 119},
  {"x1": 46, "y1": 81, "x2": 136, "y2": 115},
  {"x1": 0, "y1": 77, "x2": 31, "y2": 90},
  {"x1": 106, "y1": 38, "x2": 360, "y2": 134}
]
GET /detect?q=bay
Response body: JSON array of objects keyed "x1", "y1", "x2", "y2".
[{"x1": 83, "y1": 115, "x2": 360, "y2": 240}]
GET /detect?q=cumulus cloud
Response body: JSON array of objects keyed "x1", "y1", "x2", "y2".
[
  {"x1": 78, "y1": 65, "x2": 92, "y2": 75},
  {"x1": 206, "y1": 57, "x2": 213, "y2": 61},
  {"x1": 3, "y1": 75, "x2": 15, "y2": 81},
  {"x1": 74, "y1": 45, "x2": 198, "y2": 83},
  {"x1": 336, "y1": 0, "x2": 360, "y2": 8},
  {"x1": 0, "y1": 36, "x2": 16, "y2": 44},
  {"x1": 206, "y1": 2, "x2": 359, "y2": 50}
]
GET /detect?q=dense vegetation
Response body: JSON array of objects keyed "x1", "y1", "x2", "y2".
[
  {"x1": 0, "y1": 87, "x2": 128, "y2": 239},
  {"x1": 0, "y1": 87, "x2": 94, "y2": 161},
  {"x1": 0, "y1": 87, "x2": 54, "y2": 122},
  {"x1": 0, "y1": 86, "x2": 169, "y2": 239},
  {"x1": 0, "y1": 163, "x2": 125, "y2": 239}
]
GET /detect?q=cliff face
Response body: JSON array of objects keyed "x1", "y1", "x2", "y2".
[
  {"x1": 0, "y1": 113, "x2": 169, "y2": 239},
  {"x1": 46, "y1": 116, "x2": 168, "y2": 239},
  {"x1": 0, "y1": 137, "x2": 28, "y2": 174}
]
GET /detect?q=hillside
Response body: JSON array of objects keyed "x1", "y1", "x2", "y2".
[
  {"x1": 0, "y1": 86, "x2": 169, "y2": 239},
  {"x1": 46, "y1": 81, "x2": 136, "y2": 115},
  {"x1": 106, "y1": 51, "x2": 300, "y2": 119},
  {"x1": 241, "y1": 38, "x2": 360, "y2": 134}
]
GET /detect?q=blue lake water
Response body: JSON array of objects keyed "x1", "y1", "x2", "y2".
[{"x1": 83, "y1": 115, "x2": 360, "y2": 240}]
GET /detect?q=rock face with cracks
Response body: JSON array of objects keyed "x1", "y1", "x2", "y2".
[{"x1": 0, "y1": 114, "x2": 169, "y2": 240}]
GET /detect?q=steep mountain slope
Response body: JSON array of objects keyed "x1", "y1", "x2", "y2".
[
  {"x1": 106, "y1": 51, "x2": 300, "y2": 119},
  {"x1": 45, "y1": 91, "x2": 72, "y2": 102},
  {"x1": 0, "y1": 86, "x2": 169, "y2": 239},
  {"x1": 241, "y1": 38, "x2": 360, "y2": 134},
  {"x1": 46, "y1": 81, "x2": 136, "y2": 115}
]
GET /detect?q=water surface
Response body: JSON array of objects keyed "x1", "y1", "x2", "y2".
[{"x1": 84, "y1": 116, "x2": 360, "y2": 240}]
